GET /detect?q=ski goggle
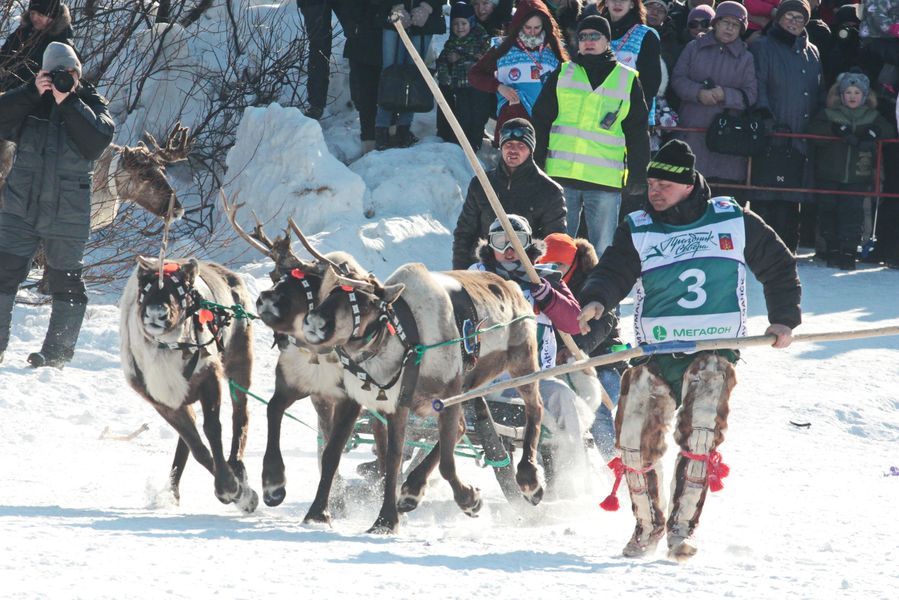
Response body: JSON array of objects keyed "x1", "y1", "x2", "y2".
[
  {"x1": 500, "y1": 126, "x2": 529, "y2": 140},
  {"x1": 689, "y1": 19, "x2": 711, "y2": 29},
  {"x1": 577, "y1": 32, "x2": 605, "y2": 42},
  {"x1": 488, "y1": 230, "x2": 531, "y2": 252}
]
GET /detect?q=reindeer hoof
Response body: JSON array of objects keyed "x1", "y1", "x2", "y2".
[
  {"x1": 366, "y1": 516, "x2": 398, "y2": 535},
  {"x1": 397, "y1": 486, "x2": 426, "y2": 514},
  {"x1": 462, "y1": 493, "x2": 483, "y2": 518},
  {"x1": 236, "y1": 484, "x2": 259, "y2": 514},
  {"x1": 264, "y1": 487, "x2": 286, "y2": 507},
  {"x1": 303, "y1": 509, "x2": 332, "y2": 526},
  {"x1": 523, "y1": 486, "x2": 544, "y2": 506}
]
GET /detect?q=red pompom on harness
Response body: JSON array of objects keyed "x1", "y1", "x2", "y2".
[
  {"x1": 600, "y1": 456, "x2": 656, "y2": 512},
  {"x1": 291, "y1": 269, "x2": 305, "y2": 279},
  {"x1": 680, "y1": 450, "x2": 730, "y2": 492},
  {"x1": 162, "y1": 263, "x2": 179, "y2": 273},
  {"x1": 198, "y1": 309, "x2": 214, "y2": 324}
]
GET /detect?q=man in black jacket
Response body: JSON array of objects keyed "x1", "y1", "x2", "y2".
[
  {"x1": 0, "y1": 0, "x2": 75, "y2": 93},
  {"x1": 576, "y1": 140, "x2": 801, "y2": 562},
  {"x1": 451, "y1": 119, "x2": 566, "y2": 270},
  {"x1": 0, "y1": 42, "x2": 115, "y2": 368},
  {"x1": 531, "y1": 15, "x2": 650, "y2": 257}
]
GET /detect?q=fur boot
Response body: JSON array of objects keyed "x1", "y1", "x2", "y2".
[
  {"x1": 616, "y1": 363, "x2": 677, "y2": 557},
  {"x1": 667, "y1": 354, "x2": 736, "y2": 563}
]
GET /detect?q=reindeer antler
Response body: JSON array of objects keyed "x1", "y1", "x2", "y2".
[
  {"x1": 287, "y1": 217, "x2": 342, "y2": 270},
  {"x1": 220, "y1": 189, "x2": 275, "y2": 259},
  {"x1": 330, "y1": 267, "x2": 377, "y2": 294},
  {"x1": 145, "y1": 122, "x2": 195, "y2": 165}
]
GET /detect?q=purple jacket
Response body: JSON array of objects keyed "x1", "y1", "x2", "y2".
[{"x1": 671, "y1": 32, "x2": 757, "y2": 182}]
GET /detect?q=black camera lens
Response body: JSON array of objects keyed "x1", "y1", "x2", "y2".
[{"x1": 51, "y1": 68, "x2": 75, "y2": 94}]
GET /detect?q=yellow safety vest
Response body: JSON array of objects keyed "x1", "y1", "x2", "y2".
[{"x1": 546, "y1": 61, "x2": 637, "y2": 188}]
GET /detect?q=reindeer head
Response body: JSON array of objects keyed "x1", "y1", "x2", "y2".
[
  {"x1": 118, "y1": 122, "x2": 195, "y2": 221},
  {"x1": 302, "y1": 265, "x2": 405, "y2": 348},
  {"x1": 135, "y1": 256, "x2": 200, "y2": 338}
]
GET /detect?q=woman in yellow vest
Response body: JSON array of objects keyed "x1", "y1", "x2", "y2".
[{"x1": 532, "y1": 15, "x2": 651, "y2": 257}]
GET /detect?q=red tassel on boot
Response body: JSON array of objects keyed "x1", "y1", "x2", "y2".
[
  {"x1": 600, "y1": 456, "x2": 626, "y2": 511},
  {"x1": 681, "y1": 450, "x2": 730, "y2": 492}
]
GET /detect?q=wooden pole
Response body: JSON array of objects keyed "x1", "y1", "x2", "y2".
[
  {"x1": 390, "y1": 16, "x2": 613, "y2": 409},
  {"x1": 431, "y1": 324, "x2": 899, "y2": 411}
]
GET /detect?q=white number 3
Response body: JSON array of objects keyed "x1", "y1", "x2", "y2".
[{"x1": 678, "y1": 268, "x2": 707, "y2": 309}]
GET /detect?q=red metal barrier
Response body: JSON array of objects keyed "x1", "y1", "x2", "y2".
[{"x1": 655, "y1": 127, "x2": 899, "y2": 198}]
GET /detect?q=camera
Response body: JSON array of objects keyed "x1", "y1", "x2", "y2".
[
  {"x1": 703, "y1": 78, "x2": 716, "y2": 90},
  {"x1": 49, "y1": 67, "x2": 75, "y2": 94}
]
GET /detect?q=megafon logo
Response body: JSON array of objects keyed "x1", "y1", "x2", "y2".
[{"x1": 653, "y1": 325, "x2": 667, "y2": 341}]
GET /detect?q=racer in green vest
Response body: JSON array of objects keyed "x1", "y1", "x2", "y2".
[{"x1": 576, "y1": 140, "x2": 801, "y2": 563}]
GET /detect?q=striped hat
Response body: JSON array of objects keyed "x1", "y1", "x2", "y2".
[{"x1": 646, "y1": 140, "x2": 696, "y2": 185}]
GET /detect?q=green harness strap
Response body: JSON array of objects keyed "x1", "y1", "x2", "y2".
[{"x1": 412, "y1": 315, "x2": 537, "y2": 364}]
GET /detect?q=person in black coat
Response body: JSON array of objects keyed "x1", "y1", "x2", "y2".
[
  {"x1": 341, "y1": 0, "x2": 383, "y2": 153},
  {"x1": 452, "y1": 119, "x2": 567, "y2": 269},
  {"x1": 297, "y1": 0, "x2": 343, "y2": 120},
  {"x1": 0, "y1": 0, "x2": 75, "y2": 93},
  {"x1": 0, "y1": 43, "x2": 115, "y2": 369}
]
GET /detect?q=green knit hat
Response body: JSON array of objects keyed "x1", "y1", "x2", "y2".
[{"x1": 647, "y1": 140, "x2": 696, "y2": 185}]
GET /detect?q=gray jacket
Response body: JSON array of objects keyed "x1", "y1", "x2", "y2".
[
  {"x1": 0, "y1": 81, "x2": 115, "y2": 239},
  {"x1": 749, "y1": 23, "x2": 825, "y2": 202},
  {"x1": 671, "y1": 31, "x2": 757, "y2": 182}
]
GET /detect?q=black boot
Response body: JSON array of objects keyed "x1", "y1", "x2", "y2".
[
  {"x1": 375, "y1": 127, "x2": 390, "y2": 151},
  {"x1": 0, "y1": 292, "x2": 15, "y2": 361},
  {"x1": 28, "y1": 300, "x2": 87, "y2": 369},
  {"x1": 839, "y1": 251, "x2": 857, "y2": 271},
  {"x1": 395, "y1": 125, "x2": 418, "y2": 148},
  {"x1": 825, "y1": 249, "x2": 840, "y2": 268}
]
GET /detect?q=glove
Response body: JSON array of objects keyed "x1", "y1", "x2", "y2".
[
  {"x1": 410, "y1": 4, "x2": 432, "y2": 27},
  {"x1": 859, "y1": 127, "x2": 879, "y2": 151},
  {"x1": 528, "y1": 278, "x2": 553, "y2": 310},
  {"x1": 832, "y1": 123, "x2": 860, "y2": 146},
  {"x1": 391, "y1": 5, "x2": 412, "y2": 28}
]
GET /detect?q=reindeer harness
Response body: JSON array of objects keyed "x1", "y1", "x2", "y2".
[
  {"x1": 139, "y1": 265, "x2": 234, "y2": 379},
  {"x1": 330, "y1": 286, "x2": 422, "y2": 407}
]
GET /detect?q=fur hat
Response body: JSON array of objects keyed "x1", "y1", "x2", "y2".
[
  {"x1": 647, "y1": 140, "x2": 696, "y2": 185},
  {"x1": 42, "y1": 41, "x2": 81, "y2": 77},
  {"x1": 578, "y1": 15, "x2": 612, "y2": 41},
  {"x1": 499, "y1": 118, "x2": 536, "y2": 153},
  {"x1": 712, "y1": 1, "x2": 748, "y2": 33},
  {"x1": 776, "y1": 0, "x2": 810, "y2": 22},
  {"x1": 643, "y1": 0, "x2": 668, "y2": 12},
  {"x1": 838, "y1": 68, "x2": 871, "y2": 105},
  {"x1": 29, "y1": 0, "x2": 60, "y2": 17},
  {"x1": 687, "y1": 5, "x2": 715, "y2": 26}
]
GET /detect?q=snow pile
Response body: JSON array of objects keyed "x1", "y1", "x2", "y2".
[{"x1": 224, "y1": 103, "x2": 366, "y2": 235}]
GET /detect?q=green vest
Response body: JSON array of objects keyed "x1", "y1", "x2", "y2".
[
  {"x1": 628, "y1": 198, "x2": 748, "y2": 346},
  {"x1": 545, "y1": 61, "x2": 636, "y2": 188}
]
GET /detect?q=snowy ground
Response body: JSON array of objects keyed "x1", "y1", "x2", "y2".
[{"x1": 2, "y1": 253, "x2": 897, "y2": 599}]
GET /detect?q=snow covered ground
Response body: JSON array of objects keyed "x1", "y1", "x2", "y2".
[
  {"x1": 2, "y1": 250, "x2": 897, "y2": 599},
  {"x1": 2, "y1": 4, "x2": 898, "y2": 598}
]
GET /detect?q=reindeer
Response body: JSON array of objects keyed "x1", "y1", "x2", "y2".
[
  {"x1": 90, "y1": 122, "x2": 194, "y2": 229},
  {"x1": 222, "y1": 194, "x2": 384, "y2": 524},
  {"x1": 299, "y1": 235, "x2": 546, "y2": 534},
  {"x1": 119, "y1": 255, "x2": 258, "y2": 512}
]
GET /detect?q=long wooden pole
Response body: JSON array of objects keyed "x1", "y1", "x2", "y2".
[
  {"x1": 430, "y1": 324, "x2": 899, "y2": 411},
  {"x1": 390, "y1": 16, "x2": 613, "y2": 409}
]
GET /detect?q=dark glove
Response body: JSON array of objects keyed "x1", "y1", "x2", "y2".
[
  {"x1": 832, "y1": 123, "x2": 860, "y2": 146},
  {"x1": 528, "y1": 278, "x2": 553, "y2": 310},
  {"x1": 859, "y1": 127, "x2": 879, "y2": 151}
]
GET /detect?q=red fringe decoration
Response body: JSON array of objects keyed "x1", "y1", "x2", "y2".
[
  {"x1": 600, "y1": 456, "x2": 626, "y2": 512},
  {"x1": 681, "y1": 450, "x2": 730, "y2": 492}
]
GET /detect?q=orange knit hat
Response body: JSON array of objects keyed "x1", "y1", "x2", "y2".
[{"x1": 539, "y1": 233, "x2": 578, "y2": 266}]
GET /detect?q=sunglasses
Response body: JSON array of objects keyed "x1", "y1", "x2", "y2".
[
  {"x1": 689, "y1": 19, "x2": 711, "y2": 29},
  {"x1": 578, "y1": 32, "x2": 605, "y2": 42},
  {"x1": 489, "y1": 231, "x2": 531, "y2": 253}
]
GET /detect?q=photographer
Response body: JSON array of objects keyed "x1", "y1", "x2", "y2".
[{"x1": 0, "y1": 42, "x2": 115, "y2": 368}]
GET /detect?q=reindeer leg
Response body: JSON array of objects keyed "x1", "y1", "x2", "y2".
[
  {"x1": 262, "y1": 370, "x2": 303, "y2": 507},
  {"x1": 515, "y1": 378, "x2": 545, "y2": 505},
  {"x1": 195, "y1": 374, "x2": 244, "y2": 509},
  {"x1": 168, "y1": 437, "x2": 191, "y2": 505},
  {"x1": 223, "y1": 325, "x2": 253, "y2": 488},
  {"x1": 438, "y1": 405, "x2": 482, "y2": 517},
  {"x1": 367, "y1": 407, "x2": 409, "y2": 534},
  {"x1": 398, "y1": 441, "x2": 442, "y2": 514},
  {"x1": 303, "y1": 397, "x2": 363, "y2": 525}
]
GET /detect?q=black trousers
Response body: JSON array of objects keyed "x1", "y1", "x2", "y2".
[
  {"x1": 816, "y1": 181, "x2": 868, "y2": 253},
  {"x1": 300, "y1": 2, "x2": 337, "y2": 110},
  {"x1": 349, "y1": 59, "x2": 380, "y2": 141},
  {"x1": 436, "y1": 86, "x2": 492, "y2": 152},
  {"x1": 750, "y1": 200, "x2": 801, "y2": 254}
]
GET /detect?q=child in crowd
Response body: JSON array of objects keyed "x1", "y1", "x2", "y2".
[
  {"x1": 808, "y1": 69, "x2": 895, "y2": 270},
  {"x1": 436, "y1": 2, "x2": 492, "y2": 151}
]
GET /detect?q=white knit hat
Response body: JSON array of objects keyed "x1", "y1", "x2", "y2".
[{"x1": 42, "y1": 42, "x2": 82, "y2": 77}]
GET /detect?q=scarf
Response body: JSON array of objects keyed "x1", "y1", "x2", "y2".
[
  {"x1": 825, "y1": 104, "x2": 879, "y2": 127},
  {"x1": 768, "y1": 21, "x2": 799, "y2": 48},
  {"x1": 518, "y1": 30, "x2": 546, "y2": 49}
]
